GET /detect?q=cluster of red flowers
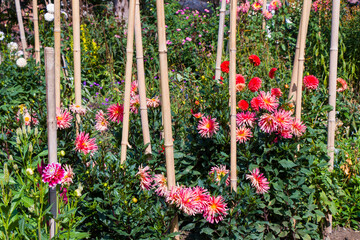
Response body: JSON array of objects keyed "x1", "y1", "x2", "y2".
[{"x1": 136, "y1": 166, "x2": 228, "y2": 224}]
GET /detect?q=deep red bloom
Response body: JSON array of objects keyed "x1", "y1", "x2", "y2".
[
  {"x1": 107, "y1": 103, "x2": 124, "y2": 123},
  {"x1": 237, "y1": 100, "x2": 249, "y2": 111},
  {"x1": 269, "y1": 68, "x2": 277, "y2": 79},
  {"x1": 303, "y1": 75, "x2": 319, "y2": 90},
  {"x1": 248, "y1": 55, "x2": 261, "y2": 66},
  {"x1": 220, "y1": 61, "x2": 230, "y2": 73},
  {"x1": 271, "y1": 88, "x2": 283, "y2": 98},
  {"x1": 250, "y1": 96, "x2": 262, "y2": 111},
  {"x1": 235, "y1": 74, "x2": 246, "y2": 92},
  {"x1": 248, "y1": 77, "x2": 262, "y2": 92}
]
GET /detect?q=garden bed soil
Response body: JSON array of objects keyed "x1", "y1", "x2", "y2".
[{"x1": 329, "y1": 227, "x2": 360, "y2": 240}]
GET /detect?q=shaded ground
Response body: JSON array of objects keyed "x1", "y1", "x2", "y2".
[{"x1": 329, "y1": 227, "x2": 360, "y2": 240}]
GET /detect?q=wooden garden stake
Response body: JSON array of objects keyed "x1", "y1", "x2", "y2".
[
  {"x1": 45, "y1": 47, "x2": 57, "y2": 238},
  {"x1": 120, "y1": 0, "x2": 136, "y2": 164},
  {"x1": 72, "y1": 0, "x2": 82, "y2": 131},
  {"x1": 262, "y1": 0, "x2": 267, "y2": 30},
  {"x1": 33, "y1": 0, "x2": 40, "y2": 64},
  {"x1": 289, "y1": 1, "x2": 311, "y2": 103},
  {"x1": 214, "y1": 0, "x2": 227, "y2": 80},
  {"x1": 15, "y1": 0, "x2": 28, "y2": 58},
  {"x1": 295, "y1": 0, "x2": 312, "y2": 121},
  {"x1": 156, "y1": 0, "x2": 178, "y2": 235},
  {"x1": 229, "y1": 0, "x2": 237, "y2": 192},
  {"x1": 55, "y1": 0, "x2": 61, "y2": 109},
  {"x1": 135, "y1": 0, "x2": 152, "y2": 156},
  {"x1": 326, "y1": 0, "x2": 341, "y2": 235}
]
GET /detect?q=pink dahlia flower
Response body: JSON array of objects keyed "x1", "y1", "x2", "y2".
[
  {"x1": 209, "y1": 165, "x2": 230, "y2": 185},
  {"x1": 95, "y1": 110, "x2": 109, "y2": 132},
  {"x1": 136, "y1": 165, "x2": 153, "y2": 190},
  {"x1": 336, "y1": 78, "x2": 347, "y2": 92},
  {"x1": 236, "y1": 127, "x2": 253, "y2": 143},
  {"x1": 269, "y1": 0, "x2": 282, "y2": 11},
  {"x1": 252, "y1": 1, "x2": 263, "y2": 11},
  {"x1": 291, "y1": 119, "x2": 307, "y2": 137},
  {"x1": 303, "y1": 75, "x2": 319, "y2": 90},
  {"x1": 70, "y1": 104, "x2": 86, "y2": 115},
  {"x1": 153, "y1": 174, "x2": 168, "y2": 197},
  {"x1": 107, "y1": 103, "x2": 124, "y2": 123},
  {"x1": 203, "y1": 195, "x2": 228, "y2": 223},
  {"x1": 176, "y1": 187, "x2": 200, "y2": 216},
  {"x1": 258, "y1": 113, "x2": 279, "y2": 133},
  {"x1": 246, "y1": 168, "x2": 270, "y2": 194},
  {"x1": 42, "y1": 163, "x2": 65, "y2": 188},
  {"x1": 271, "y1": 88, "x2": 282, "y2": 98},
  {"x1": 130, "y1": 95, "x2": 140, "y2": 114},
  {"x1": 56, "y1": 108, "x2": 73, "y2": 129},
  {"x1": 61, "y1": 165, "x2": 74, "y2": 186},
  {"x1": 263, "y1": 10, "x2": 273, "y2": 20},
  {"x1": 197, "y1": 116, "x2": 220, "y2": 138},
  {"x1": 74, "y1": 132, "x2": 98, "y2": 156},
  {"x1": 147, "y1": 96, "x2": 160, "y2": 108},
  {"x1": 236, "y1": 111, "x2": 257, "y2": 128},
  {"x1": 258, "y1": 91, "x2": 279, "y2": 112},
  {"x1": 192, "y1": 186, "x2": 211, "y2": 211},
  {"x1": 273, "y1": 109, "x2": 293, "y2": 130},
  {"x1": 130, "y1": 80, "x2": 138, "y2": 96}
]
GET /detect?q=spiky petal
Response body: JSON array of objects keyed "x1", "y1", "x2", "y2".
[
  {"x1": 236, "y1": 127, "x2": 253, "y2": 143},
  {"x1": 136, "y1": 165, "x2": 153, "y2": 190},
  {"x1": 56, "y1": 108, "x2": 73, "y2": 129},
  {"x1": 74, "y1": 132, "x2": 98, "y2": 156},
  {"x1": 197, "y1": 116, "x2": 220, "y2": 138},
  {"x1": 203, "y1": 195, "x2": 228, "y2": 223},
  {"x1": 107, "y1": 103, "x2": 124, "y2": 123},
  {"x1": 246, "y1": 168, "x2": 270, "y2": 194},
  {"x1": 95, "y1": 110, "x2": 109, "y2": 132}
]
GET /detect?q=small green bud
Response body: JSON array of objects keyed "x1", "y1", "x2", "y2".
[
  {"x1": 34, "y1": 127, "x2": 38, "y2": 137},
  {"x1": 29, "y1": 142, "x2": 33, "y2": 153},
  {"x1": 13, "y1": 164, "x2": 18, "y2": 170},
  {"x1": 9, "y1": 155, "x2": 13, "y2": 161},
  {"x1": 16, "y1": 127, "x2": 22, "y2": 136},
  {"x1": 26, "y1": 168, "x2": 34, "y2": 176},
  {"x1": 22, "y1": 125, "x2": 26, "y2": 135},
  {"x1": 16, "y1": 136, "x2": 21, "y2": 145},
  {"x1": 27, "y1": 125, "x2": 31, "y2": 134},
  {"x1": 4, "y1": 163, "x2": 9, "y2": 184}
]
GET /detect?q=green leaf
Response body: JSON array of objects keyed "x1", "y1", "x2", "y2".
[
  {"x1": 279, "y1": 160, "x2": 297, "y2": 169},
  {"x1": 200, "y1": 227, "x2": 214, "y2": 235}
]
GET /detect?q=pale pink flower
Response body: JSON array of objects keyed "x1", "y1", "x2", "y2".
[
  {"x1": 258, "y1": 91, "x2": 279, "y2": 112},
  {"x1": 336, "y1": 78, "x2": 347, "y2": 92},
  {"x1": 42, "y1": 163, "x2": 65, "y2": 188},
  {"x1": 263, "y1": 10, "x2": 273, "y2": 20},
  {"x1": 56, "y1": 108, "x2": 73, "y2": 129},
  {"x1": 130, "y1": 95, "x2": 140, "y2": 114},
  {"x1": 70, "y1": 104, "x2": 86, "y2": 115},
  {"x1": 197, "y1": 116, "x2": 220, "y2": 138},
  {"x1": 146, "y1": 96, "x2": 160, "y2": 108},
  {"x1": 153, "y1": 174, "x2": 168, "y2": 197},
  {"x1": 136, "y1": 165, "x2": 153, "y2": 190},
  {"x1": 203, "y1": 195, "x2": 228, "y2": 223},
  {"x1": 61, "y1": 165, "x2": 74, "y2": 186},
  {"x1": 246, "y1": 168, "x2": 270, "y2": 194},
  {"x1": 291, "y1": 119, "x2": 307, "y2": 137},
  {"x1": 131, "y1": 80, "x2": 138, "y2": 96},
  {"x1": 268, "y1": 0, "x2": 282, "y2": 11},
  {"x1": 95, "y1": 110, "x2": 109, "y2": 132}
]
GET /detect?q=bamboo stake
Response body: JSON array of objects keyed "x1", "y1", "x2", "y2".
[
  {"x1": 156, "y1": 0, "x2": 178, "y2": 235},
  {"x1": 33, "y1": 0, "x2": 40, "y2": 64},
  {"x1": 295, "y1": 0, "x2": 312, "y2": 121},
  {"x1": 262, "y1": 0, "x2": 267, "y2": 30},
  {"x1": 55, "y1": 0, "x2": 61, "y2": 109},
  {"x1": 326, "y1": 0, "x2": 340, "y2": 235},
  {"x1": 229, "y1": 0, "x2": 237, "y2": 192},
  {"x1": 120, "y1": 0, "x2": 136, "y2": 164},
  {"x1": 135, "y1": 0, "x2": 152, "y2": 156},
  {"x1": 72, "y1": 0, "x2": 82, "y2": 131},
  {"x1": 15, "y1": 0, "x2": 28, "y2": 58},
  {"x1": 288, "y1": 2, "x2": 311, "y2": 103},
  {"x1": 45, "y1": 47, "x2": 57, "y2": 238},
  {"x1": 214, "y1": 0, "x2": 227, "y2": 80}
]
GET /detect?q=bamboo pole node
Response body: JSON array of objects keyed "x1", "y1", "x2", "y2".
[
  {"x1": 126, "y1": 49, "x2": 134, "y2": 53},
  {"x1": 54, "y1": 30, "x2": 61, "y2": 33},
  {"x1": 215, "y1": 67, "x2": 221, "y2": 70},
  {"x1": 330, "y1": 48, "x2": 338, "y2": 51},
  {"x1": 164, "y1": 143, "x2": 173, "y2": 147},
  {"x1": 159, "y1": 49, "x2": 167, "y2": 53},
  {"x1": 136, "y1": 56, "x2": 144, "y2": 60},
  {"x1": 328, "y1": 119, "x2": 336, "y2": 122},
  {"x1": 33, "y1": 18, "x2": 38, "y2": 20}
]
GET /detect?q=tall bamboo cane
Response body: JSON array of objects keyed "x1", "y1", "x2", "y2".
[
  {"x1": 214, "y1": 0, "x2": 227, "y2": 80},
  {"x1": 156, "y1": 0, "x2": 178, "y2": 235},
  {"x1": 135, "y1": 0, "x2": 152, "y2": 156},
  {"x1": 45, "y1": 47, "x2": 57, "y2": 238},
  {"x1": 55, "y1": 0, "x2": 61, "y2": 109},
  {"x1": 262, "y1": 0, "x2": 267, "y2": 30},
  {"x1": 326, "y1": 0, "x2": 340, "y2": 235},
  {"x1": 288, "y1": 2, "x2": 311, "y2": 103},
  {"x1": 229, "y1": 0, "x2": 237, "y2": 192},
  {"x1": 120, "y1": 0, "x2": 136, "y2": 164},
  {"x1": 72, "y1": 0, "x2": 82, "y2": 131},
  {"x1": 15, "y1": 0, "x2": 28, "y2": 58},
  {"x1": 295, "y1": 0, "x2": 312, "y2": 121},
  {"x1": 33, "y1": 0, "x2": 40, "y2": 64}
]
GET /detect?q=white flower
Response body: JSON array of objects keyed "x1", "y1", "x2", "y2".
[
  {"x1": 44, "y1": 13, "x2": 54, "y2": 22},
  {"x1": 16, "y1": 58, "x2": 27, "y2": 68},
  {"x1": 26, "y1": 168, "x2": 34, "y2": 176},
  {"x1": 46, "y1": 3, "x2": 55, "y2": 13},
  {"x1": 61, "y1": 10, "x2": 68, "y2": 19},
  {"x1": 0, "y1": 31, "x2": 5, "y2": 41},
  {"x1": 7, "y1": 42, "x2": 18, "y2": 51},
  {"x1": 15, "y1": 50, "x2": 24, "y2": 57}
]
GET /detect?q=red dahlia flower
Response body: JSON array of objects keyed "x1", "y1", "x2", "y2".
[
  {"x1": 203, "y1": 195, "x2": 228, "y2": 224},
  {"x1": 303, "y1": 75, "x2": 319, "y2": 90},
  {"x1": 235, "y1": 74, "x2": 246, "y2": 92},
  {"x1": 197, "y1": 116, "x2": 220, "y2": 138},
  {"x1": 269, "y1": 68, "x2": 277, "y2": 79},
  {"x1": 74, "y1": 132, "x2": 98, "y2": 156},
  {"x1": 248, "y1": 77, "x2": 262, "y2": 92},
  {"x1": 248, "y1": 55, "x2": 261, "y2": 66},
  {"x1": 250, "y1": 96, "x2": 262, "y2": 111},
  {"x1": 271, "y1": 88, "x2": 282, "y2": 97},
  {"x1": 336, "y1": 78, "x2": 347, "y2": 92},
  {"x1": 107, "y1": 103, "x2": 124, "y2": 123},
  {"x1": 220, "y1": 61, "x2": 230, "y2": 73},
  {"x1": 237, "y1": 100, "x2": 249, "y2": 111}
]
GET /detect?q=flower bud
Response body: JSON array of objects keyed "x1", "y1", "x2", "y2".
[
  {"x1": 4, "y1": 163, "x2": 9, "y2": 184},
  {"x1": 16, "y1": 127, "x2": 22, "y2": 136},
  {"x1": 60, "y1": 150, "x2": 65, "y2": 157},
  {"x1": 16, "y1": 136, "x2": 21, "y2": 145},
  {"x1": 27, "y1": 125, "x2": 31, "y2": 134},
  {"x1": 26, "y1": 168, "x2": 34, "y2": 176},
  {"x1": 34, "y1": 127, "x2": 38, "y2": 137},
  {"x1": 75, "y1": 189, "x2": 82, "y2": 197},
  {"x1": 29, "y1": 143, "x2": 33, "y2": 153},
  {"x1": 13, "y1": 164, "x2": 18, "y2": 170},
  {"x1": 22, "y1": 125, "x2": 26, "y2": 135},
  {"x1": 9, "y1": 155, "x2": 13, "y2": 161}
]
